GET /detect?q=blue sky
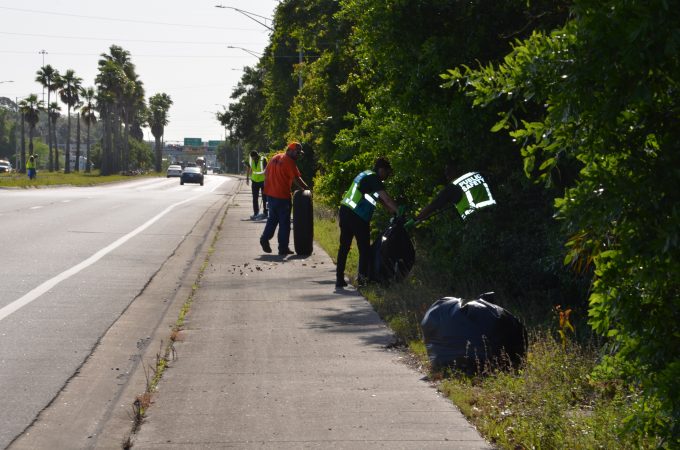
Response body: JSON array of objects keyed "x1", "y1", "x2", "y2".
[{"x1": 0, "y1": 1, "x2": 278, "y2": 142}]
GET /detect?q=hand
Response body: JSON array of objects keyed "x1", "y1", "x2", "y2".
[
  {"x1": 396, "y1": 205, "x2": 407, "y2": 217},
  {"x1": 404, "y1": 218, "x2": 416, "y2": 230}
]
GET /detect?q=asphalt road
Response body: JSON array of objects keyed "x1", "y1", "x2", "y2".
[{"x1": 0, "y1": 174, "x2": 235, "y2": 448}]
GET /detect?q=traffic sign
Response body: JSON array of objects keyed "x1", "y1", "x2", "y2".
[{"x1": 184, "y1": 137, "x2": 203, "y2": 147}]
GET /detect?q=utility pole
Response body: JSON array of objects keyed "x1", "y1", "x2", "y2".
[{"x1": 39, "y1": 50, "x2": 48, "y2": 104}]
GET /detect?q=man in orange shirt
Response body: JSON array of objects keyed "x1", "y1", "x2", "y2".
[{"x1": 260, "y1": 142, "x2": 310, "y2": 255}]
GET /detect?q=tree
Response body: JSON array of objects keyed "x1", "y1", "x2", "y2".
[
  {"x1": 18, "y1": 95, "x2": 44, "y2": 168},
  {"x1": 147, "y1": 93, "x2": 172, "y2": 172},
  {"x1": 36, "y1": 65, "x2": 59, "y2": 171},
  {"x1": 55, "y1": 69, "x2": 82, "y2": 174},
  {"x1": 48, "y1": 102, "x2": 61, "y2": 171},
  {"x1": 79, "y1": 87, "x2": 97, "y2": 173},
  {"x1": 446, "y1": 0, "x2": 680, "y2": 444}
]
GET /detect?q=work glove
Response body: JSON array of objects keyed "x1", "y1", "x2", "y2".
[
  {"x1": 404, "y1": 218, "x2": 416, "y2": 230},
  {"x1": 396, "y1": 205, "x2": 407, "y2": 217}
]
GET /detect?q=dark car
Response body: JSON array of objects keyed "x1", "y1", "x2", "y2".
[{"x1": 180, "y1": 167, "x2": 204, "y2": 186}]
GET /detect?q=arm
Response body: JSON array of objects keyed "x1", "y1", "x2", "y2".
[
  {"x1": 293, "y1": 176, "x2": 309, "y2": 191},
  {"x1": 377, "y1": 190, "x2": 399, "y2": 215}
]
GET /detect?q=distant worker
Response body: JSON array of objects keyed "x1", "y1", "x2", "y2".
[
  {"x1": 260, "y1": 142, "x2": 309, "y2": 256},
  {"x1": 26, "y1": 155, "x2": 36, "y2": 180},
  {"x1": 336, "y1": 157, "x2": 400, "y2": 288},
  {"x1": 246, "y1": 150, "x2": 268, "y2": 220}
]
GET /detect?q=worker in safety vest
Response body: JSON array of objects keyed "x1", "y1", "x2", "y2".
[
  {"x1": 246, "y1": 150, "x2": 268, "y2": 220},
  {"x1": 407, "y1": 161, "x2": 495, "y2": 227},
  {"x1": 336, "y1": 157, "x2": 400, "y2": 288},
  {"x1": 26, "y1": 155, "x2": 37, "y2": 180}
]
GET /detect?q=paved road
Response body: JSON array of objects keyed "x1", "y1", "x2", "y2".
[{"x1": 0, "y1": 175, "x2": 234, "y2": 448}]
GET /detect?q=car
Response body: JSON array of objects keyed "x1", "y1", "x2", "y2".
[
  {"x1": 0, "y1": 160, "x2": 12, "y2": 173},
  {"x1": 180, "y1": 166, "x2": 204, "y2": 186},
  {"x1": 166, "y1": 164, "x2": 182, "y2": 177}
]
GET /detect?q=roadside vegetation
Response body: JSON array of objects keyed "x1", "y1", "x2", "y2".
[{"x1": 0, "y1": 170, "x2": 156, "y2": 188}]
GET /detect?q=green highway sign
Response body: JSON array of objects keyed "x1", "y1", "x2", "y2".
[
  {"x1": 184, "y1": 138, "x2": 203, "y2": 147},
  {"x1": 208, "y1": 140, "x2": 223, "y2": 148}
]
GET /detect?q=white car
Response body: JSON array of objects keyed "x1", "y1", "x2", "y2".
[
  {"x1": 0, "y1": 160, "x2": 12, "y2": 173},
  {"x1": 166, "y1": 164, "x2": 182, "y2": 177}
]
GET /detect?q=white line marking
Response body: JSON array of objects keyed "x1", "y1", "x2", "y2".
[
  {"x1": 30, "y1": 206, "x2": 43, "y2": 210},
  {"x1": 0, "y1": 194, "x2": 201, "y2": 322}
]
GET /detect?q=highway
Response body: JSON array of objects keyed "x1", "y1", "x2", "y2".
[{"x1": 0, "y1": 175, "x2": 235, "y2": 448}]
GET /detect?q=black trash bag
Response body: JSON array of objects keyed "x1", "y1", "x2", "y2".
[
  {"x1": 369, "y1": 220, "x2": 415, "y2": 284},
  {"x1": 421, "y1": 293, "x2": 527, "y2": 374}
]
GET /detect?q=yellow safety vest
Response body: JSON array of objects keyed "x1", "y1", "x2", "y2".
[
  {"x1": 249, "y1": 156, "x2": 266, "y2": 183},
  {"x1": 341, "y1": 170, "x2": 379, "y2": 222}
]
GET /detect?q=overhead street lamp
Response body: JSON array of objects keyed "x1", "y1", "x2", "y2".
[
  {"x1": 227, "y1": 45, "x2": 262, "y2": 58},
  {"x1": 214, "y1": 5, "x2": 273, "y2": 31},
  {"x1": 0, "y1": 80, "x2": 14, "y2": 84}
]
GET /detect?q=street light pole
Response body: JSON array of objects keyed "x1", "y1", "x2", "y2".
[
  {"x1": 39, "y1": 50, "x2": 48, "y2": 104},
  {"x1": 214, "y1": 5, "x2": 273, "y2": 31}
]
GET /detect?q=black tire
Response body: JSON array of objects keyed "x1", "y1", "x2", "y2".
[
  {"x1": 180, "y1": 180, "x2": 184, "y2": 185},
  {"x1": 293, "y1": 190, "x2": 313, "y2": 255}
]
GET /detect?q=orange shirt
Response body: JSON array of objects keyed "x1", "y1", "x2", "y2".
[{"x1": 263, "y1": 152, "x2": 301, "y2": 200}]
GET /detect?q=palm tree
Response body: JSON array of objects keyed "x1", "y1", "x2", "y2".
[
  {"x1": 147, "y1": 93, "x2": 173, "y2": 172},
  {"x1": 80, "y1": 87, "x2": 97, "y2": 173},
  {"x1": 49, "y1": 102, "x2": 61, "y2": 171},
  {"x1": 55, "y1": 69, "x2": 82, "y2": 174},
  {"x1": 36, "y1": 65, "x2": 59, "y2": 171},
  {"x1": 95, "y1": 60, "x2": 124, "y2": 175},
  {"x1": 18, "y1": 95, "x2": 44, "y2": 169}
]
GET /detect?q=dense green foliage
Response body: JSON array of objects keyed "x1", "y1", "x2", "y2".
[
  {"x1": 446, "y1": 1, "x2": 680, "y2": 443},
  {"x1": 223, "y1": 0, "x2": 678, "y2": 445}
]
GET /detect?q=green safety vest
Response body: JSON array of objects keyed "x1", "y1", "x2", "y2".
[
  {"x1": 249, "y1": 156, "x2": 266, "y2": 182},
  {"x1": 26, "y1": 159, "x2": 35, "y2": 169},
  {"x1": 452, "y1": 172, "x2": 496, "y2": 220},
  {"x1": 341, "y1": 170, "x2": 380, "y2": 222}
]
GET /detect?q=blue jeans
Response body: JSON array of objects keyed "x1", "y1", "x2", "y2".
[{"x1": 261, "y1": 196, "x2": 291, "y2": 252}]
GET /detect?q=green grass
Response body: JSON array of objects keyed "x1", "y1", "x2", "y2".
[
  {"x1": 312, "y1": 204, "x2": 654, "y2": 450},
  {"x1": 0, "y1": 170, "x2": 158, "y2": 188}
]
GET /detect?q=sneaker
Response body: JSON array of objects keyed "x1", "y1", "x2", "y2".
[
  {"x1": 335, "y1": 279, "x2": 348, "y2": 288},
  {"x1": 278, "y1": 248, "x2": 294, "y2": 255},
  {"x1": 256, "y1": 213, "x2": 267, "y2": 220},
  {"x1": 250, "y1": 214, "x2": 257, "y2": 220},
  {"x1": 260, "y1": 239, "x2": 272, "y2": 253}
]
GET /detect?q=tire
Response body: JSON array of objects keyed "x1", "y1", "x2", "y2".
[
  {"x1": 180, "y1": 180, "x2": 184, "y2": 185},
  {"x1": 293, "y1": 190, "x2": 313, "y2": 255}
]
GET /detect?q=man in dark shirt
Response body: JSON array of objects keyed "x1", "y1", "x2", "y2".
[{"x1": 336, "y1": 157, "x2": 399, "y2": 288}]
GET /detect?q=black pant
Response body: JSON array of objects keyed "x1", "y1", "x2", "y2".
[
  {"x1": 251, "y1": 181, "x2": 267, "y2": 215},
  {"x1": 336, "y1": 205, "x2": 371, "y2": 283}
]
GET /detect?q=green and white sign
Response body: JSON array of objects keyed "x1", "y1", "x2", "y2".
[
  {"x1": 184, "y1": 137, "x2": 203, "y2": 147},
  {"x1": 453, "y1": 172, "x2": 496, "y2": 220}
]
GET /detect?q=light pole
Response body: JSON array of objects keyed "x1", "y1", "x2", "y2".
[
  {"x1": 227, "y1": 46, "x2": 262, "y2": 58},
  {"x1": 39, "y1": 50, "x2": 48, "y2": 103},
  {"x1": 214, "y1": 5, "x2": 273, "y2": 31}
]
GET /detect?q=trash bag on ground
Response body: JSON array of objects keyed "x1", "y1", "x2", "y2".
[
  {"x1": 421, "y1": 293, "x2": 527, "y2": 373},
  {"x1": 369, "y1": 220, "x2": 415, "y2": 284}
]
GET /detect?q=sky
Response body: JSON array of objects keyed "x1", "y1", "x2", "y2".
[{"x1": 0, "y1": 0, "x2": 279, "y2": 143}]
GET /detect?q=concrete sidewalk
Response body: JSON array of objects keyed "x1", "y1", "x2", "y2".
[{"x1": 133, "y1": 183, "x2": 492, "y2": 449}]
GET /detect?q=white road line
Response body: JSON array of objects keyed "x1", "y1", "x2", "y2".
[{"x1": 0, "y1": 194, "x2": 200, "y2": 322}]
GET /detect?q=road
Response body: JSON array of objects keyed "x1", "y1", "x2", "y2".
[{"x1": 0, "y1": 175, "x2": 235, "y2": 448}]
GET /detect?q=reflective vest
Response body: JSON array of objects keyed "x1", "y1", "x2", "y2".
[
  {"x1": 26, "y1": 159, "x2": 35, "y2": 170},
  {"x1": 249, "y1": 156, "x2": 266, "y2": 183},
  {"x1": 452, "y1": 172, "x2": 496, "y2": 220},
  {"x1": 341, "y1": 170, "x2": 380, "y2": 222}
]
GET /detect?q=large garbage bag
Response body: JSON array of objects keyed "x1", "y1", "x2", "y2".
[
  {"x1": 369, "y1": 220, "x2": 415, "y2": 284},
  {"x1": 421, "y1": 293, "x2": 527, "y2": 373}
]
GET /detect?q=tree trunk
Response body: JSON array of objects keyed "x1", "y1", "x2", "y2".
[
  {"x1": 64, "y1": 106, "x2": 71, "y2": 174},
  {"x1": 20, "y1": 114, "x2": 26, "y2": 174},
  {"x1": 86, "y1": 122, "x2": 91, "y2": 173},
  {"x1": 155, "y1": 136, "x2": 162, "y2": 172},
  {"x1": 47, "y1": 89, "x2": 53, "y2": 171},
  {"x1": 53, "y1": 121, "x2": 59, "y2": 172},
  {"x1": 75, "y1": 112, "x2": 81, "y2": 172}
]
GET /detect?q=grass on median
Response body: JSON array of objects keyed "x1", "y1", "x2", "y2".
[
  {"x1": 0, "y1": 170, "x2": 158, "y2": 188},
  {"x1": 312, "y1": 202, "x2": 655, "y2": 450}
]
